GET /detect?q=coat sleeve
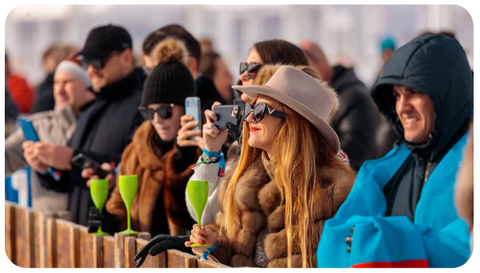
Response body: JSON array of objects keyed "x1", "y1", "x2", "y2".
[
  {"x1": 317, "y1": 215, "x2": 470, "y2": 268},
  {"x1": 5, "y1": 128, "x2": 28, "y2": 176},
  {"x1": 332, "y1": 90, "x2": 378, "y2": 171},
  {"x1": 185, "y1": 157, "x2": 223, "y2": 225}
]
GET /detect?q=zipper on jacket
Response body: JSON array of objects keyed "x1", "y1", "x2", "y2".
[{"x1": 423, "y1": 161, "x2": 432, "y2": 184}]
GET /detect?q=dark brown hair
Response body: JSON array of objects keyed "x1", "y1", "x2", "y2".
[
  {"x1": 159, "y1": 24, "x2": 201, "y2": 64},
  {"x1": 254, "y1": 39, "x2": 309, "y2": 66},
  {"x1": 198, "y1": 51, "x2": 220, "y2": 78}
]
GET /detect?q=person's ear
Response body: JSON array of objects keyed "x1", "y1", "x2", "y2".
[{"x1": 121, "y1": 49, "x2": 134, "y2": 68}]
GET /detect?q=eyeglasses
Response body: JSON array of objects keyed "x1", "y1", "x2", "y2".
[
  {"x1": 80, "y1": 51, "x2": 118, "y2": 70},
  {"x1": 243, "y1": 102, "x2": 285, "y2": 123},
  {"x1": 138, "y1": 104, "x2": 174, "y2": 120},
  {"x1": 239, "y1": 62, "x2": 263, "y2": 79}
]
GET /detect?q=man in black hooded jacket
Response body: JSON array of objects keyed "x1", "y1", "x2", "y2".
[{"x1": 316, "y1": 34, "x2": 473, "y2": 268}]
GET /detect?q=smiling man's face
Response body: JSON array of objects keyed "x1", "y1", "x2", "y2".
[{"x1": 394, "y1": 85, "x2": 435, "y2": 144}]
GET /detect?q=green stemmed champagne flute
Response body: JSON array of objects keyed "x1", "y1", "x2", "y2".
[
  {"x1": 187, "y1": 180, "x2": 211, "y2": 247},
  {"x1": 119, "y1": 175, "x2": 139, "y2": 235},
  {"x1": 89, "y1": 179, "x2": 109, "y2": 235}
]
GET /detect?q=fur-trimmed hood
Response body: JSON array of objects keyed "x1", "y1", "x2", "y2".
[{"x1": 206, "y1": 152, "x2": 354, "y2": 267}]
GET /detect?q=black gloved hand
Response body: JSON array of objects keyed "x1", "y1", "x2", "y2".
[
  {"x1": 134, "y1": 234, "x2": 192, "y2": 268},
  {"x1": 87, "y1": 206, "x2": 103, "y2": 233}
]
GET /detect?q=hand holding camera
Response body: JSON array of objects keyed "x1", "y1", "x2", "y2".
[{"x1": 203, "y1": 102, "x2": 229, "y2": 152}]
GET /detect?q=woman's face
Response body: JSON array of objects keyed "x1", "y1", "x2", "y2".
[
  {"x1": 213, "y1": 57, "x2": 234, "y2": 103},
  {"x1": 149, "y1": 103, "x2": 184, "y2": 142},
  {"x1": 240, "y1": 48, "x2": 263, "y2": 103},
  {"x1": 246, "y1": 95, "x2": 284, "y2": 155}
]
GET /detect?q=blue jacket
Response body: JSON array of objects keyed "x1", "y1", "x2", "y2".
[{"x1": 316, "y1": 133, "x2": 470, "y2": 268}]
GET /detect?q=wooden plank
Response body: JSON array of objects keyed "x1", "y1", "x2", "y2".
[
  {"x1": 39, "y1": 212, "x2": 55, "y2": 268},
  {"x1": 14, "y1": 206, "x2": 29, "y2": 267},
  {"x1": 54, "y1": 219, "x2": 74, "y2": 268},
  {"x1": 197, "y1": 259, "x2": 230, "y2": 268},
  {"x1": 78, "y1": 226, "x2": 95, "y2": 268},
  {"x1": 5, "y1": 202, "x2": 15, "y2": 265},
  {"x1": 32, "y1": 211, "x2": 42, "y2": 268},
  {"x1": 135, "y1": 239, "x2": 164, "y2": 268},
  {"x1": 46, "y1": 218, "x2": 56, "y2": 268},
  {"x1": 93, "y1": 234, "x2": 104, "y2": 268},
  {"x1": 25, "y1": 209, "x2": 35, "y2": 268},
  {"x1": 114, "y1": 233, "x2": 139, "y2": 268},
  {"x1": 124, "y1": 237, "x2": 136, "y2": 268},
  {"x1": 103, "y1": 236, "x2": 116, "y2": 268},
  {"x1": 70, "y1": 224, "x2": 80, "y2": 268},
  {"x1": 167, "y1": 249, "x2": 196, "y2": 268}
]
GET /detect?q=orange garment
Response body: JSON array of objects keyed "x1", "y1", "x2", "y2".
[{"x1": 7, "y1": 74, "x2": 34, "y2": 113}]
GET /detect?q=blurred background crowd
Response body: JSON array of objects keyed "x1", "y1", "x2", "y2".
[{"x1": 4, "y1": 3, "x2": 474, "y2": 211}]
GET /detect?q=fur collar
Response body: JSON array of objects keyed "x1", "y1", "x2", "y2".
[{"x1": 132, "y1": 121, "x2": 164, "y2": 170}]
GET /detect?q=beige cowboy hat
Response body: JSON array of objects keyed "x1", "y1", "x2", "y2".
[{"x1": 232, "y1": 65, "x2": 340, "y2": 153}]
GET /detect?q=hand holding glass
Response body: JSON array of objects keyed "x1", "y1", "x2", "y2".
[{"x1": 187, "y1": 180, "x2": 211, "y2": 247}]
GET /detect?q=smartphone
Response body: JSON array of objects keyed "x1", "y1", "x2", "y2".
[
  {"x1": 19, "y1": 119, "x2": 40, "y2": 142},
  {"x1": 185, "y1": 96, "x2": 202, "y2": 139},
  {"x1": 213, "y1": 105, "x2": 241, "y2": 130},
  {"x1": 71, "y1": 153, "x2": 110, "y2": 179}
]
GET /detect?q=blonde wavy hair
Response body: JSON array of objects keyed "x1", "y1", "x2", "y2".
[{"x1": 221, "y1": 64, "x2": 354, "y2": 268}]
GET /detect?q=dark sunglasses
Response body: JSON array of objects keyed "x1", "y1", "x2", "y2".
[
  {"x1": 243, "y1": 102, "x2": 285, "y2": 123},
  {"x1": 138, "y1": 104, "x2": 174, "y2": 120},
  {"x1": 80, "y1": 51, "x2": 118, "y2": 70},
  {"x1": 239, "y1": 62, "x2": 263, "y2": 79}
]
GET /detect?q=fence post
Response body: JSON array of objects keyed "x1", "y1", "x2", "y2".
[
  {"x1": 46, "y1": 218, "x2": 56, "y2": 268},
  {"x1": 5, "y1": 202, "x2": 15, "y2": 264}
]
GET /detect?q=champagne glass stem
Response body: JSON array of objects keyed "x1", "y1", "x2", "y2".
[{"x1": 127, "y1": 207, "x2": 131, "y2": 231}]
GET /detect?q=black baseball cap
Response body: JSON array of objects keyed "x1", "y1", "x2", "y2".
[{"x1": 76, "y1": 24, "x2": 132, "y2": 59}]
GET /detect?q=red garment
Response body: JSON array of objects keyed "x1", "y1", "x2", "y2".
[{"x1": 7, "y1": 74, "x2": 34, "y2": 113}]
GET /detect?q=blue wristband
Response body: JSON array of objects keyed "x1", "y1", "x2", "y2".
[
  {"x1": 202, "y1": 148, "x2": 226, "y2": 177},
  {"x1": 200, "y1": 240, "x2": 219, "y2": 261}
]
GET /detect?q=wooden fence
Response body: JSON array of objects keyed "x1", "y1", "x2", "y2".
[{"x1": 5, "y1": 201, "x2": 229, "y2": 268}]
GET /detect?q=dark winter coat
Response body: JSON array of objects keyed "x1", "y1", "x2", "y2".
[
  {"x1": 329, "y1": 65, "x2": 378, "y2": 171},
  {"x1": 32, "y1": 72, "x2": 55, "y2": 113},
  {"x1": 39, "y1": 68, "x2": 146, "y2": 226},
  {"x1": 370, "y1": 34, "x2": 473, "y2": 221}
]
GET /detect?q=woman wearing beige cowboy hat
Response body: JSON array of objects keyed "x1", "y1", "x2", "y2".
[{"x1": 185, "y1": 65, "x2": 356, "y2": 268}]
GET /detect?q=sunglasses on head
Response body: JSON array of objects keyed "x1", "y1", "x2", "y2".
[
  {"x1": 239, "y1": 62, "x2": 263, "y2": 79},
  {"x1": 138, "y1": 104, "x2": 174, "y2": 120},
  {"x1": 80, "y1": 51, "x2": 118, "y2": 70},
  {"x1": 243, "y1": 102, "x2": 285, "y2": 123}
]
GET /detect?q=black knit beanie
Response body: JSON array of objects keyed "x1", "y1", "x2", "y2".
[{"x1": 141, "y1": 61, "x2": 196, "y2": 106}]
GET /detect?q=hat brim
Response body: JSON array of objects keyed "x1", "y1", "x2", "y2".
[
  {"x1": 75, "y1": 48, "x2": 112, "y2": 59},
  {"x1": 233, "y1": 85, "x2": 340, "y2": 154}
]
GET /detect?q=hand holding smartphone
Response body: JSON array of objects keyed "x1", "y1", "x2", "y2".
[{"x1": 71, "y1": 153, "x2": 110, "y2": 179}]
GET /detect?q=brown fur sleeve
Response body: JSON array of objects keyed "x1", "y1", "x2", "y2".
[
  {"x1": 105, "y1": 143, "x2": 136, "y2": 230},
  {"x1": 162, "y1": 147, "x2": 201, "y2": 229}
]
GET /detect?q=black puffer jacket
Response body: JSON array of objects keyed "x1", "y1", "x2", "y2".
[
  {"x1": 371, "y1": 34, "x2": 473, "y2": 221},
  {"x1": 329, "y1": 65, "x2": 378, "y2": 171}
]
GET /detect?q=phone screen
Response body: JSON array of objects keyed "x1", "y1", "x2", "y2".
[
  {"x1": 185, "y1": 96, "x2": 201, "y2": 131},
  {"x1": 19, "y1": 119, "x2": 40, "y2": 142}
]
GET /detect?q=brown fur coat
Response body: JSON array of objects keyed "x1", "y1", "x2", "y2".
[
  {"x1": 202, "y1": 153, "x2": 354, "y2": 267},
  {"x1": 106, "y1": 121, "x2": 197, "y2": 235}
]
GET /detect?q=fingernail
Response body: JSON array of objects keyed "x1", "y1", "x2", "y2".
[
  {"x1": 201, "y1": 233, "x2": 205, "y2": 237},
  {"x1": 198, "y1": 241, "x2": 203, "y2": 244},
  {"x1": 203, "y1": 240, "x2": 207, "y2": 244}
]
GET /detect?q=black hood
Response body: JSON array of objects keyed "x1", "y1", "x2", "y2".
[{"x1": 371, "y1": 34, "x2": 472, "y2": 161}]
